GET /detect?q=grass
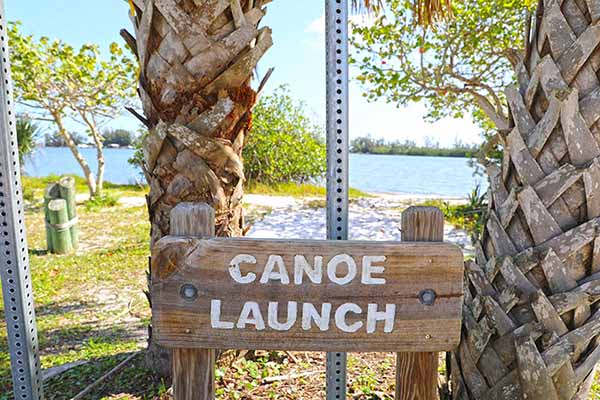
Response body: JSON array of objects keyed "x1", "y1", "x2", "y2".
[
  {"x1": 3, "y1": 176, "x2": 600, "y2": 399},
  {"x1": 1, "y1": 182, "x2": 154, "y2": 399},
  {"x1": 1, "y1": 176, "x2": 383, "y2": 399},
  {"x1": 246, "y1": 182, "x2": 370, "y2": 198},
  {"x1": 21, "y1": 175, "x2": 147, "y2": 203}
]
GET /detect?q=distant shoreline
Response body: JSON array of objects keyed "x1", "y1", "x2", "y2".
[
  {"x1": 350, "y1": 151, "x2": 475, "y2": 158},
  {"x1": 37, "y1": 145, "x2": 135, "y2": 150}
]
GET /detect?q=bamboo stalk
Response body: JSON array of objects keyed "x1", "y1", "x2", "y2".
[
  {"x1": 44, "y1": 183, "x2": 60, "y2": 252},
  {"x1": 58, "y1": 176, "x2": 78, "y2": 249},
  {"x1": 47, "y1": 199, "x2": 73, "y2": 254}
]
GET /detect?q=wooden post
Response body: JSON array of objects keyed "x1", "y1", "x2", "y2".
[
  {"x1": 47, "y1": 199, "x2": 74, "y2": 254},
  {"x1": 58, "y1": 176, "x2": 78, "y2": 249},
  {"x1": 396, "y1": 206, "x2": 444, "y2": 400},
  {"x1": 170, "y1": 202, "x2": 216, "y2": 400},
  {"x1": 44, "y1": 183, "x2": 59, "y2": 252}
]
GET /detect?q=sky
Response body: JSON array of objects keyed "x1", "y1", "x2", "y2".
[{"x1": 6, "y1": 0, "x2": 483, "y2": 147}]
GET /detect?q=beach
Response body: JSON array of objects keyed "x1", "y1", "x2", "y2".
[{"x1": 245, "y1": 194, "x2": 473, "y2": 254}]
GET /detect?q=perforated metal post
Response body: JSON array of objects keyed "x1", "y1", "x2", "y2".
[
  {"x1": 0, "y1": 1, "x2": 44, "y2": 398},
  {"x1": 325, "y1": 0, "x2": 349, "y2": 398}
]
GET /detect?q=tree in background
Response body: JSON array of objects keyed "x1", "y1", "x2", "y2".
[
  {"x1": 44, "y1": 131, "x2": 86, "y2": 147},
  {"x1": 351, "y1": 0, "x2": 533, "y2": 135},
  {"x1": 244, "y1": 87, "x2": 326, "y2": 184},
  {"x1": 8, "y1": 22, "x2": 136, "y2": 197},
  {"x1": 349, "y1": 135, "x2": 477, "y2": 156},
  {"x1": 103, "y1": 128, "x2": 136, "y2": 147}
]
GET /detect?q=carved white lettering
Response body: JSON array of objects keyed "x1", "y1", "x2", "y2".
[
  {"x1": 335, "y1": 303, "x2": 363, "y2": 333},
  {"x1": 366, "y1": 303, "x2": 396, "y2": 333},
  {"x1": 361, "y1": 256, "x2": 386, "y2": 285},
  {"x1": 260, "y1": 255, "x2": 290, "y2": 284},
  {"x1": 228, "y1": 254, "x2": 257, "y2": 284},
  {"x1": 294, "y1": 255, "x2": 323, "y2": 284},
  {"x1": 211, "y1": 299, "x2": 234, "y2": 329},
  {"x1": 236, "y1": 301, "x2": 265, "y2": 330},
  {"x1": 327, "y1": 254, "x2": 357, "y2": 285},
  {"x1": 268, "y1": 301, "x2": 297, "y2": 331},
  {"x1": 301, "y1": 302, "x2": 331, "y2": 331}
]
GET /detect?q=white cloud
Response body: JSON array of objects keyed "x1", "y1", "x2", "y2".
[{"x1": 306, "y1": 14, "x2": 325, "y2": 34}]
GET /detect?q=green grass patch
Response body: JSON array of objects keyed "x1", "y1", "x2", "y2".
[
  {"x1": 246, "y1": 182, "x2": 370, "y2": 198},
  {"x1": 21, "y1": 175, "x2": 148, "y2": 209},
  {"x1": 0, "y1": 200, "x2": 151, "y2": 398},
  {"x1": 84, "y1": 193, "x2": 120, "y2": 211}
]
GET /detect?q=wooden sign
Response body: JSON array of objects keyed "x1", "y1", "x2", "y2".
[{"x1": 151, "y1": 237, "x2": 464, "y2": 352}]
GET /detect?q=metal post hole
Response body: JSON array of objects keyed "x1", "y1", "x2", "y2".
[
  {"x1": 325, "y1": 0, "x2": 350, "y2": 398},
  {"x1": 0, "y1": 0, "x2": 44, "y2": 398}
]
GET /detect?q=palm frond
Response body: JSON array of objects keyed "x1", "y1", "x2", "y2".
[
  {"x1": 350, "y1": 0, "x2": 453, "y2": 26},
  {"x1": 413, "y1": 0, "x2": 453, "y2": 26},
  {"x1": 350, "y1": 0, "x2": 383, "y2": 13}
]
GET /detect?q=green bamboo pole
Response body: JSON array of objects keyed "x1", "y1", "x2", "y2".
[
  {"x1": 58, "y1": 176, "x2": 78, "y2": 249},
  {"x1": 47, "y1": 199, "x2": 73, "y2": 254},
  {"x1": 44, "y1": 183, "x2": 60, "y2": 252}
]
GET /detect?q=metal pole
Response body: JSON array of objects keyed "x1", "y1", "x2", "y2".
[
  {"x1": 0, "y1": 1, "x2": 44, "y2": 398},
  {"x1": 325, "y1": 0, "x2": 349, "y2": 398}
]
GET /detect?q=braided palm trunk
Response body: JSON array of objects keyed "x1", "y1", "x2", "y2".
[
  {"x1": 124, "y1": 0, "x2": 272, "y2": 374},
  {"x1": 452, "y1": 0, "x2": 600, "y2": 398}
]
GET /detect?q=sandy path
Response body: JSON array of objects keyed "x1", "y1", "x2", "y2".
[{"x1": 245, "y1": 195, "x2": 474, "y2": 255}]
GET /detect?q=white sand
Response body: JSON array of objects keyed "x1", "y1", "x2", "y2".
[{"x1": 245, "y1": 195, "x2": 474, "y2": 256}]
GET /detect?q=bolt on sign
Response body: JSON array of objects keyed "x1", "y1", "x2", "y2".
[{"x1": 152, "y1": 238, "x2": 464, "y2": 352}]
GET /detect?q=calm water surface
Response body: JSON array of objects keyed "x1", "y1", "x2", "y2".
[{"x1": 24, "y1": 147, "x2": 487, "y2": 197}]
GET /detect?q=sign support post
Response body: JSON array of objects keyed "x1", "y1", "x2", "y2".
[
  {"x1": 0, "y1": 1, "x2": 44, "y2": 398},
  {"x1": 325, "y1": 0, "x2": 350, "y2": 398}
]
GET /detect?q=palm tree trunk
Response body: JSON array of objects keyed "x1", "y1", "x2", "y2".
[
  {"x1": 452, "y1": 0, "x2": 600, "y2": 398},
  {"x1": 125, "y1": 0, "x2": 272, "y2": 375}
]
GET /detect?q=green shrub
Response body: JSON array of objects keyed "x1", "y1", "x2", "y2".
[
  {"x1": 418, "y1": 185, "x2": 487, "y2": 240},
  {"x1": 84, "y1": 193, "x2": 119, "y2": 211},
  {"x1": 16, "y1": 115, "x2": 40, "y2": 165},
  {"x1": 244, "y1": 86, "x2": 326, "y2": 184}
]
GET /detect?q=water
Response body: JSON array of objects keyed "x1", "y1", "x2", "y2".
[
  {"x1": 25, "y1": 147, "x2": 143, "y2": 186},
  {"x1": 24, "y1": 147, "x2": 487, "y2": 197},
  {"x1": 350, "y1": 153, "x2": 487, "y2": 197}
]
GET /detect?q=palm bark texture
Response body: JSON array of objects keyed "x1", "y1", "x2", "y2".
[
  {"x1": 123, "y1": 0, "x2": 273, "y2": 374},
  {"x1": 452, "y1": 0, "x2": 600, "y2": 398},
  {"x1": 125, "y1": 0, "x2": 272, "y2": 245}
]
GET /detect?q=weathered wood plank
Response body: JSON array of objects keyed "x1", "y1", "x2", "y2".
[
  {"x1": 151, "y1": 237, "x2": 464, "y2": 352},
  {"x1": 396, "y1": 207, "x2": 443, "y2": 400},
  {"x1": 170, "y1": 203, "x2": 216, "y2": 400}
]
